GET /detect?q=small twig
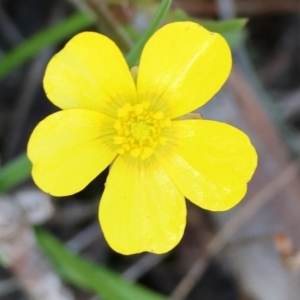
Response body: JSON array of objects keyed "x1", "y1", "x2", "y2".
[
  {"x1": 3, "y1": 46, "x2": 56, "y2": 159},
  {"x1": 171, "y1": 159, "x2": 299, "y2": 300},
  {"x1": 229, "y1": 63, "x2": 300, "y2": 162},
  {"x1": 226, "y1": 233, "x2": 274, "y2": 249},
  {"x1": 122, "y1": 253, "x2": 168, "y2": 282},
  {"x1": 66, "y1": 0, "x2": 95, "y2": 17},
  {"x1": 84, "y1": 0, "x2": 133, "y2": 52},
  {"x1": 278, "y1": 89, "x2": 300, "y2": 119},
  {"x1": 231, "y1": 45, "x2": 300, "y2": 156},
  {"x1": 66, "y1": 222, "x2": 102, "y2": 253}
]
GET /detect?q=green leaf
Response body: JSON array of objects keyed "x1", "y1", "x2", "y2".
[
  {"x1": 167, "y1": 9, "x2": 247, "y2": 48},
  {"x1": 0, "y1": 154, "x2": 31, "y2": 193},
  {"x1": 125, "y1": 0, "x2": 172, "y2": 67},
  {"x1": 0, "y1": 12, "x2": 94, "y2": 80},
  {"x1": 197, "y1": 18, "x2": 246, "y2": 48},
  {"x1": 35, "y1": 228, "x2": 169, "y2": 300}
]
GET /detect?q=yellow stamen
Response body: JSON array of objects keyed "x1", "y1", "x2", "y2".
[
  {"x1": 130, "y1": 148, "x2": 142, "y2": 157},
  {"x1": 113, "y1": 101, "x2": 170, "y2": 159},
  {"x1": 114, "y1": 120, "x2": 122, "y2": 131},
  {"x1": 152, "y1": 111, "x2": 164, "y2": 119},
  {"x1": 117, "y1": 103, "x2": 132, "y2": 118},
  {"x1": 113, "y1": 136, "x2": 124, "y2": 144},
  {"x1": 141, "y1": 147, "x2": 154, "y2": 160}
]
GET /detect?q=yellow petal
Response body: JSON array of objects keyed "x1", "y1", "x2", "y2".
[
  {"x1": 137, "y1": 22, "x2": 231, "y2": 118},
  {"x1": 28, "y1": 110, "x2": 117, "y2": 196},
  {"x1": 99, "y1": 155, "x2": 186, "y2": 254},
  {"x1": 157, "y1": 120, "x2": 257, "y2": 211},
  {"x1": 44, "y1": 32, "x2": 136, "y2": 117}
]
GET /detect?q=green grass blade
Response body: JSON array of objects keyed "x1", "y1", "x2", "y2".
[
  {"x1": 35, "y1": 228, "x2": 169, "y2": 300},
  {"x1": 0, "y1": 154, "x2": 31, "y2": 193},
  {"x1": 0, "y1": 12, "x2": 94, "y2": 80},
  {"x1": 125, "y1": 0, "x2": 172, "y2": 67}
]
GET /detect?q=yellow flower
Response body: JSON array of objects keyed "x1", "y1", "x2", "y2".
[{"x1": 28, "y1": 22, "x2": 257, "y2": 255}]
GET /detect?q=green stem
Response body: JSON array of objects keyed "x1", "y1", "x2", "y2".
[{"x1": 125, "y1": 0, "x2": 172, "y2": 67}]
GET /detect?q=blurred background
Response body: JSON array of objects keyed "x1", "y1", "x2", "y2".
[{"x1": 1, "y1": 0, "x2": 300, "y2": 299}]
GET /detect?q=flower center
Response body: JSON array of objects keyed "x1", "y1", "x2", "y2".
[
  {"x1": 113, "y1": 101, "x2": 171, "y2": 159},
  {"x1": 130, "y1": 122, "x2": 151, "y2": 141}
]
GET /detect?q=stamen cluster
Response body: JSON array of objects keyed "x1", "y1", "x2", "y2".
[{"x1": 113, "y1": 101, "x2": 171, "y2": 159}]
